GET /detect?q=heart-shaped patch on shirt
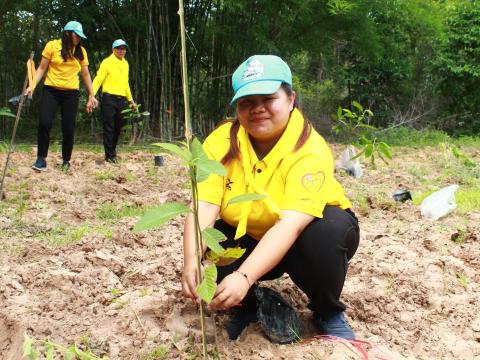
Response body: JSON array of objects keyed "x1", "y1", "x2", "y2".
[{"x1": 301, "y1": 171, "x2": 325, "y2": 193}]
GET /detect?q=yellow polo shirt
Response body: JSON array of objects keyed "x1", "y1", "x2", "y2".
[
  {"x1": 92, "y1": 53, "x2": 133, "y2": 101},
  {"x1": 42, "y1": 39, "x2": 89, "y2": 90},
  {"x1": 198, "y1": 108, "x2": 352, "y2": 240}
]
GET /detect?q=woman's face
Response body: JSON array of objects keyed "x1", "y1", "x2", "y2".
[
  {"x1": 113, "y1": 46, "x2": 127, "y2": 59},
  {"x1": 70, "y1": 32, "x2": 80, "y2": 46},
  {"x1": 236, "y1": 87, "x2": 295, "y2": 144}
]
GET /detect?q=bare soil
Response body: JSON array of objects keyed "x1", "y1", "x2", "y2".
[{"x1": 0, "y1": 145, "x2": 479, "y2": 359}]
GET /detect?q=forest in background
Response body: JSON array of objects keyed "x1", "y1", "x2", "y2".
[{"x1": 0, "y1": 0, "x2": 479, "y2": 143}]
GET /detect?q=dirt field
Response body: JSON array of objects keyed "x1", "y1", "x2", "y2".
[{"x1": 0, "y1": 145, "x2": 479, "y2": 359}]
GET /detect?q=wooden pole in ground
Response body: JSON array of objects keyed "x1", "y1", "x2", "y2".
[{"x1": 0, "y1": 52, "x2": 35, "y2": 200}]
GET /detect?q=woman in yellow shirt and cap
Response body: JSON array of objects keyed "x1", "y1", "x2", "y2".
[
  {"x1": 181, "y1": 55, "x2": 360, "y2": 340},
  {"x1": 29, "y1": 21, "x2": 98, "y2": 172},
  {"x1": 92, "y1": 39, "x2": 136, "y2": 163}
]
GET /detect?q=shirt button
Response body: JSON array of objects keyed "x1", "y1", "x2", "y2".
[{"x1": 257, "y1": 169, "x2": 262, "y2": 173}]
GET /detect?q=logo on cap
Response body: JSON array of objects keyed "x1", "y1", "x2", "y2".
[{"x1": 242, "y1": 59, "x2": 264, "y2": 81}]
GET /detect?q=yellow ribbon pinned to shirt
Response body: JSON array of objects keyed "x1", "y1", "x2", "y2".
[{"x1": 233, "y1": 128, "x2": 282, "y2": 240}]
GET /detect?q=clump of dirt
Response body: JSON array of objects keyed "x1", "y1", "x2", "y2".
[{"x1": 0, "y1": 147, "x2": 479, "y2": 359}]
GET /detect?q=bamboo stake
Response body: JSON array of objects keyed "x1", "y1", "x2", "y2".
[
  {"x1": 0, "y1": 52, "x2": 34, "y2": 200},
  {"x1": 178, "y1": 1, "x2": 208, "y2": 359}
]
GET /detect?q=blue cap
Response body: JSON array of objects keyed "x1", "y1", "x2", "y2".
[
  {"x1": 230, "y1": 55, "x2": 292, "y2": 104},
  {"x1": 63, "y1": 21, "x2": 87, "y2": 39},
  {"x1": 112, "y1": 39, "x2": 128, "y2": 49}
]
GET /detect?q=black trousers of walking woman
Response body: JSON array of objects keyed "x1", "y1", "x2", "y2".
[
  {"x1": 37, "y1": 85, "x2": 79, "y2": 161},
  {"x1": 101, "y1": 93, "x2": 127, "y2": 160},
  {"x1": 214, "y1": 205, "x2": 360, "y2": 320}
]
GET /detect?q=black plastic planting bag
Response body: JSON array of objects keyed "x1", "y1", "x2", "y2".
[{"x1": 254, "y1": 286, "x2": 303, "y2": 344}]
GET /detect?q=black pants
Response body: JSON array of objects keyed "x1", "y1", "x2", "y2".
[
  {"x1": 101, "y1": 93, "x2": 127, "y2": 159},
  {"x1": 37, "y1": 85, "x2": 79, "y2": 161},
  {"x1": 214, "y1": 206, "x2": 360, "y2": 319}
]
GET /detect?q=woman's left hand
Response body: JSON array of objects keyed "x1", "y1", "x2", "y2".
[
  {"x1": 86, "y1": 96, "x2": 98, "y2": 113},
  {"x1": 209, "y1": 271, "x2": 251, "y2": 310}
]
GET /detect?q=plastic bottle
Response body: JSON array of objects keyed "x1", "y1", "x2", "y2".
[
  {"x1": 420, "y1": 184, "x2": 459, "y2": 220},
  {"x1": 340, "y1": 146, "x2": 362, "y2": 178}
]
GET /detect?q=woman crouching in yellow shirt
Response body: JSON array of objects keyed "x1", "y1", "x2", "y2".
[
  {"x1": 92, "y1": 39, "x2": 136, "y2": 164},
  {"x1": 182, "y1": 55, "x2": 360, "y2": 341},
  {"x1": 29, "y1": 21, "x2": 98, "y2": 172}
]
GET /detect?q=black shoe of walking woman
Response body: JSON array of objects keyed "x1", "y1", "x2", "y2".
[
  {"x1": 61, "y1": 161, "x2": 70, "y2": 172},
  {"x1": 32, "y1": 157, "x2": 47, "y2": 171}
]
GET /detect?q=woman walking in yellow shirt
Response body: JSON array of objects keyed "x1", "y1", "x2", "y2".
[
  {"x1": 181, "y1": 55, "x2": 360, "y2": 341},
  {"x1": 92, "y1": 39, "x2": 136, "y2": 163},
  {"x1": 29, "y1": 21, "x2": 98, "y2": 172}
]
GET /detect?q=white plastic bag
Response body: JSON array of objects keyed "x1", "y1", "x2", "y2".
[
  {"x1": 340, "y1": 145, "x2": 362, "y2": 178},
  {"x1": 420, "y1": 184, "x2": 459, "y2": 220}
]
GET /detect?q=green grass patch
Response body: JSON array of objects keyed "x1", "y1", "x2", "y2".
[
  {"x1": 456, "y1": 188, "x2": 480, "y2": 212},
  {"x1": 45, "y1": 225, "x2": 89, "y2": 247},
  {"x1": 376, "y1": 127, "x2": 451, "y2": 147},
  {"x1": 94, "y1": 169, "x2": 115, "y2": 181},
  {"x1": 96, "y1": 202, "x2": 145, "y2": 220}
]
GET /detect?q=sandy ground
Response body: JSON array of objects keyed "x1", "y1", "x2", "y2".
[{"x1": 0, "y1": 145, "x2": 479, "y2": 360}]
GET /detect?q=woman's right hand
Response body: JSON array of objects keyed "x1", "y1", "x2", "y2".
[
  {"x1": 182, "y1": 260, "x2": 198, "y2": 301},
  {"x1": 25, "y1": 87, "x2": 32, "y2": 97}
]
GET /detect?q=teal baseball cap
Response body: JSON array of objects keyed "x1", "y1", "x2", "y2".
[
  {"x1": 112, "y1": 39, "x2": 128, "y2": 49},
  {"x1": 230, "y1": 55, "x2": 292, "y2": 104},
  {"x1": 63, "y1": 21, "x2": 87, "y2": 39}
]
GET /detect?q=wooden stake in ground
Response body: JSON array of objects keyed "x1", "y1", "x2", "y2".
[{"x1": 0, "y1": 52, "x2": 36, "y2": 199}]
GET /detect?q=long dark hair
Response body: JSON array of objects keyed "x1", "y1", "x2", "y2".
[
  {"x1": 220, "y1": 83, "x2": 312, "y2": 165},
  {"x1": 61, "y1": 31, "x2": 84, "y2": 62}
]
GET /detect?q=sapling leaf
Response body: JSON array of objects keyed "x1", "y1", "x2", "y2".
[
  {"x1": 350, "y1": 148, "x2": 365, "y2": 160},
  {"x1": 197, "y1": 265, "x2": 217, "y2": 303},
  {"x1": 64, "y1": 346, "x2": 76, "y2": 360},
  {"x1": 0, "y1": 107, "x2": 16, "y2": 118},
  {"x1": 196, "y1": 159, "x2": 227, "y2": 182},
  {"x1": 206, "y1": 247, "x2": 246, "y2": 265},
  {"x1": 352, "y1": 101, "x2": 363, "y2": 112},
  {"x1": 337, "y1": 106, "x2": 342, "y2": 119},
  {"x1": 378, "y1": 142, "x2": 392, "y2": 159},
  {"x1": 191, "y1": 138, "x2": 209, "y2": 162},
  {"x1": 202, "y1": 227, "x2": 226, "y2": 253},
  {"x1": 228, "y1": 193, "x2": 267, "y2": 205},
  {"x1": 364, "y1": 144, "x2": 374, "y2": 158},
  {"x1": 134, "y1": 203, "x2": 190, "y2": 232},
  {"x1": 152, "y1": 142, "x2": 192, "y2": 162}
]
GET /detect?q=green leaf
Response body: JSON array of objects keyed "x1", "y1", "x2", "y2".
[
  {"x1": 352, "y1": 101, "x2": 363, "y2": 112},
  {"x1": 196, "y1": 159, "x2": 227, "y2": 182},
  {"x1": 228, "y1": 193, "x2": 267, "y2": 205},
  {"x1": 364, "y1": 144, "x2": 374, "y2": 158},
  {"x1": 134, "y1": 203, "x2": 190, "y2": 232},
  {"x1": 197, "y1": 265, "x2": 217, "y2": 303},
  {"x1": 222, "y1": 247, "x2": 246, "y2": 259},
  {"x1": 206, "y1": 246, "x2": 246, "y2": 264},
  {"x1": 378, "y1": 142, "x2": 393, "y2": 159},
  {"x1": 202, "y1": 228, "x2": 226, "y2": 254},
  {"x1": 23, "y1": 333, "x2": 32, "y2": 357},
  {"x1": 365, "y1": 109, "x2": 374, "y2": 117},
  {"x1": 350, "y1": 148, "x2": 365, "y2": 160},
  {"x1": 191, "y1": 138, "x2": 209, "y2": 162},
  {"x1": 337, "y1": 106, "x2": 342, "y2": 119},
  {"x1": 152, "y1": 142, "x2": 191, "y2": 162},
  {"x1": 0, "y1": 107, "x2": 15, "y2": 118}
]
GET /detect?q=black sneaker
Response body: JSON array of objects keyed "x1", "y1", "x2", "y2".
[
  {"x1": 105, "y1": 157, "x2": 118, "y2": 164},
  {"x1": 32, "y1": 157, "x2": 47, "y2": 171},
  {"x1": 61, "y1": 161, "x2": 70, "y2": 172},
  {"x1": 313, "y1": 311, "x2": 355, "y2": 339}
]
